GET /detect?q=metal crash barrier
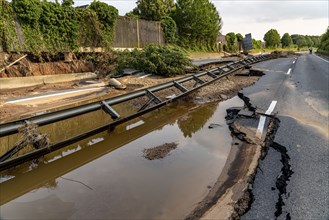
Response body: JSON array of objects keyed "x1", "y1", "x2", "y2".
[{"x1": 0, "y1": 54, "x2": 273, "y2": 171}]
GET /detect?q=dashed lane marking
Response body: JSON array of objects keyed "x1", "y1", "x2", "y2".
[
  {"x1": 287, "y1": 68, "x2": 292, "y2": 75},
  {"x1": 6, "y1": 87, "x2": 103, "y2": 104},
  {"x1": 256, "y1": 100, "x2": 277, "y2": 138}
]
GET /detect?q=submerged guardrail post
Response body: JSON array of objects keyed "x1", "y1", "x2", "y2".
[{"x1": 101, "y1": 101, "x2": 120, "y2": 119}]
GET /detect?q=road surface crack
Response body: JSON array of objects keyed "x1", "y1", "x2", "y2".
[
  {"x1": 225, "y1": 93, "x2": 281, "y2": 219},
  {"x1": 271, "y1": 142, "x2": 294, "y2": 219}
]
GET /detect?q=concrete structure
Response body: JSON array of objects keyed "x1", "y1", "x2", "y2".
[{"x1": 0, "y1": 72, "x2": 96, "y2": 89}]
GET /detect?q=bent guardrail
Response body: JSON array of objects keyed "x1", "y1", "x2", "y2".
[{"x1": 0, "y1": 54, "x2": 273, "y2": 171}]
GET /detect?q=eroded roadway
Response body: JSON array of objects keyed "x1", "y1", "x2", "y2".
[{"x1": 241, "y1": 53, "x2": 329, "y2": 219}]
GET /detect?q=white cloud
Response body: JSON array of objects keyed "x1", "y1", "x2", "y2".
[{"x1": 213, "y1": 0, "x2": 329, "y2": 39}]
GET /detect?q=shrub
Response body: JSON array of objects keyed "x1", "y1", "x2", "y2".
[
  {"x1": 2, "y1": 0, "x2": 119, "y2": 53},
  {"x1": 89, "y1": 1, "x2": 119, "y2": 47},
  {"x1": 117, "y1": 45, "x2": 192, "y2": 77},
  {"x1": 161, "y1": 16, "x2": 177, "y2": 44}
]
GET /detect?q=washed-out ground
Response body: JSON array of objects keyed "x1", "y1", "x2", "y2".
[
  {"x1": 0, "y1": 53, "x2": 274, "y2": 219},
  {"x1": 0, "y1": 65, "x2": 259, "y2": 122}
]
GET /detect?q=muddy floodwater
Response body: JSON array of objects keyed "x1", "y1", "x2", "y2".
[{"x1": 0, "y1": 97, "x2": 243, "y2": 219}]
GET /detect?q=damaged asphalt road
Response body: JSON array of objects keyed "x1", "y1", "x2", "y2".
[{"x1": 240, "y1": 54, "x2": 329, "y2": 219}]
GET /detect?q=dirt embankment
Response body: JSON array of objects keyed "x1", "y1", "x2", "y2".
[{"x1": 0, "y1": 53, "x2": 93, "y2": 78}]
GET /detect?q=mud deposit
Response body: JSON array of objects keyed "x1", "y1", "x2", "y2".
[
  {"x1": 0, "y1": 99, "x2": 242, "y2": 219},
  {"x1": 143, "y1": 142, "x2": 177, "y2": 160}
]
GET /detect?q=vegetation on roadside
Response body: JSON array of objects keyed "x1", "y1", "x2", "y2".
[
  {"x1": 126, "y1": 0, "x2": 175, "y2": 21},
  {"x1": 263, "y1": 29, "x2": 281, "y2": 48},
  {"x1": 246, "y1": 29, "x2": 322, "y2": 52},
  {"x1": 291, "y1": 34, "x2": 321, "y2": 49},
  {"x1": 161, "y1": 16, "x2": 177, "y2": 44},
  {"x1": 0, "y1": 0, "x2": 119, "y2": 53},
  {"x1": 126, "y1": 0, "x2": 222, "y2": 51},
  {"x1": 317, "y1": 27, "x2": 329, "y2": 53},
  {"x1": 117, "y1": 45, "x2": 192, "y2": 77},
  {"x1": 281, "y1": 33, "x2": 293, "y2": 48},
  {"x1": 172, "y1": 0, "x2": 221, "y2": 51}
]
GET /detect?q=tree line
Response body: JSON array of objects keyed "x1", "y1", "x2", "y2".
[
  {"x1": 221, "y1": 29, "x2": 324, "y2": 53},
  {"x1": 263, "y1": 29, "x2": 322, "y2": 49}
]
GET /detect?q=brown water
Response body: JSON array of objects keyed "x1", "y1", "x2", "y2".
[{"x1": 0, "y1": 97, "x2": 243, "y2": 219}]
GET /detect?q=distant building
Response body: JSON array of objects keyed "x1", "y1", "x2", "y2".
[
  {"x1": 217, "y1": 33, "x2": 227, "y2": 52},
  {"x1": 217, "y1": 33, "x2": 227, "y2": 45},
  {"x1": 76, "y1": 4, "x2": 89, "y2": 8}
]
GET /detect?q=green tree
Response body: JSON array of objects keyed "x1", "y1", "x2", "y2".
[
  {"x1": 225, "y1": 32, "x2": 236, "y2": 51},
  {"x1": 129, "y1": 0, "x2": 174, "y2": 21},
  {"x1": 252, "y1": 38, "x2": 262, "y2": 49},
  {"x1": 296, "y1": 36, "x2": 306, "y2": 48},
  {"x1": 263, "y1": 29, "x2": 281, "y2": 48},
  {"x1": 62, "y1": 0, "x2": 74, "y2": 7},
  {"x1": 236, "y1": 33, "x2": 243, "y2": 51},
  {"x1": 90, "y1": 0, "x2": 119, "y2": 46},
  {"x1": 161, "y1": 16, "x2": 177, "y2": 43},
  {"x1": 318, "y1": 27, "x2": 329, "y2": 53},
  {"x1": 291, "y1": 34, "x2": 299, "y2": 45},
  {"x1": 311, "y1": 36, "x2": 321, "y2": 47},
  {"x1": 125, "y1": 9, "x2": 140, "y2": 19},
  {"x1": 305, "y1": 36, "x2": 313, "y2": 47},
  {"x1": 12, "y1": 0, "x2": 42, "y2": 26},
  {"x1": 172, "y1": 0, "x2": 222, "y2": 50},
  {"x1": 281, "y1": 33, "x2": 292, "y2": 48}
]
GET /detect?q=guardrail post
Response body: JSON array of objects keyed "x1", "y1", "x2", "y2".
[
  {"x1": 102, "y1": 101, "x2": 120, "y2": 119},
  {"x1": 173, "y1": 81, "x2": 188, "y2": 93},
  {"x1": 192, "y1": 75, "x2": 205, "y2": 86},
  {"x1": 217, "y1": 67, "x2": 225, "y2": 74},
  {"x1": 138, "y1": 89, "x2": 162, "y2": 112},
  {"x1": 206, "y1": 71, "x2": 218, "y2": 78}
]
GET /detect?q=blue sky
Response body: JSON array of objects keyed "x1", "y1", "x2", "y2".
[{"x1": 73, "y1": 0, "x2": 328, "y2": 40}]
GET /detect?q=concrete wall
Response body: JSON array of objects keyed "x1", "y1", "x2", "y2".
[
  {"x1": 0, "y1": 72, "x2": 96, "y2": 89},
  {"x1": 3, "y1": 16, "x2": 165, "y2": 52}
]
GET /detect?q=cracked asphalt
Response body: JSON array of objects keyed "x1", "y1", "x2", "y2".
[{"x1": 241, "y1": 53, "x2": 329, "y2": 219}]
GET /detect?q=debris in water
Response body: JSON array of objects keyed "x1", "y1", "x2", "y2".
[
  {"x1": 17, "y1": 121, "x2": 50, "y2": 150},
  {"x1": 143, "y1": 142, "x2": 177, "y2": 160},
  {"x1": 208, "y1": 123, "x2": 222, "y2": 129}
]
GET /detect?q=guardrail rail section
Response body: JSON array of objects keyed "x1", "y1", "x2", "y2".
[{"x1": 0, "y1": 54, "x2": 273, "y2": 171}]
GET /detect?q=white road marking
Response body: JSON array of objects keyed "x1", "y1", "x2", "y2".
[
  {"x1": 126, "y1": 120, "x2": 144, "y2": 130},
  {"x1": 287, "y1": 68, "x2": 292, "y2": 75},
  {"x1": 6, "y1": 87, "x2": 103, "y2": 104},
  {"x1": 293, "y1": 61, "x2": 295, "y2": 64},
  {"x1": 314, "y1": 54, "x2": 329, "y2": 63},
  {"x1": 138, "y1": 74, "x2": 152, "y2": 79},
  {"x1": 256, "y1": 100, "x2": 277, "y2": 138}
]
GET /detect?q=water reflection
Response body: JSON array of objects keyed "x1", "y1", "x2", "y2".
[
  {"x1": 0, "y1": 97, "x2": 243, "y2": 219},
  {"x1": 177, "y1": 104, "x2": 218, "y2": 137}
]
